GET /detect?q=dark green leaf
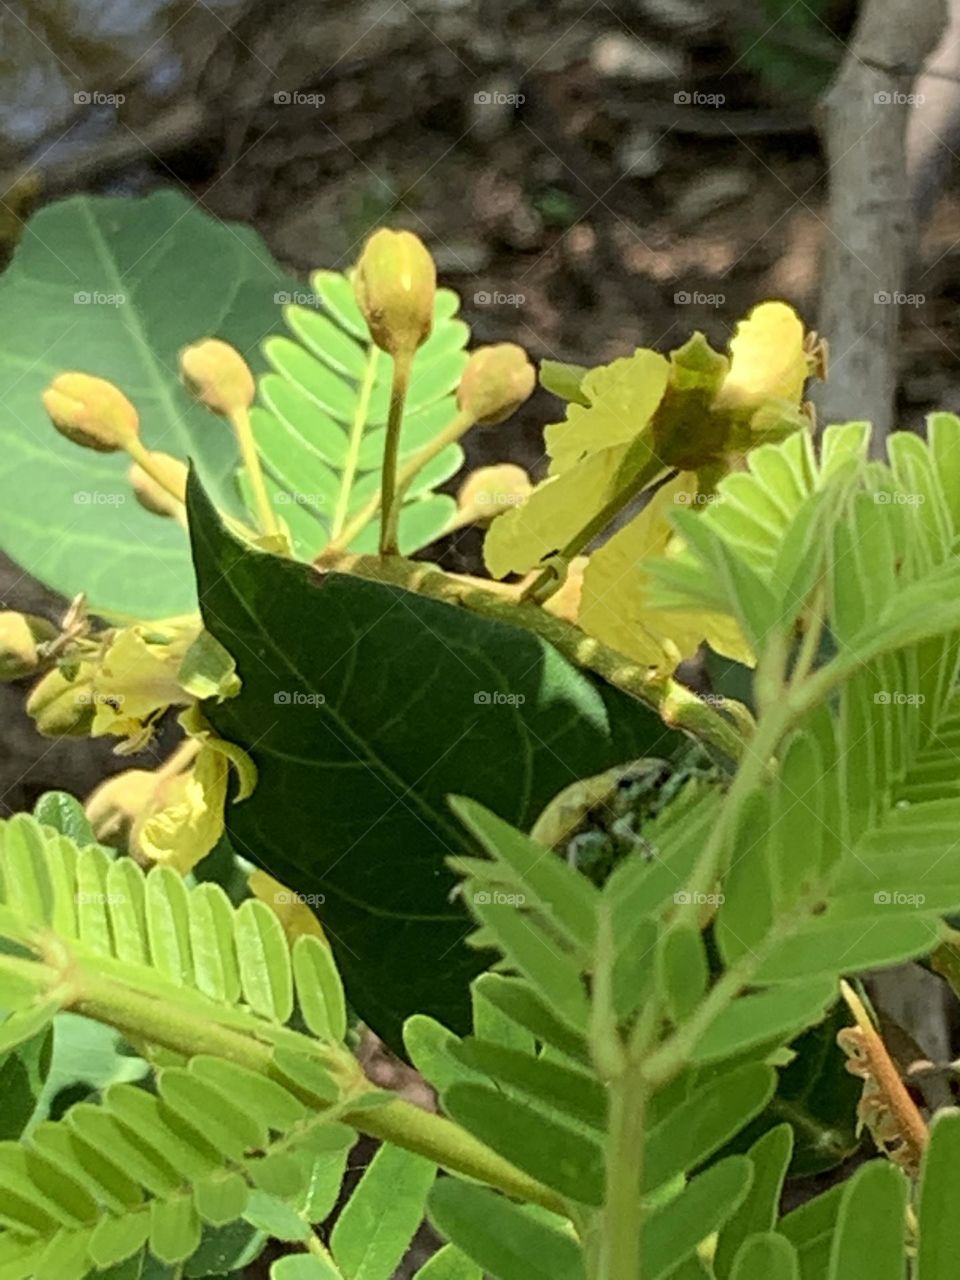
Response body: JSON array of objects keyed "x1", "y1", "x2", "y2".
[{"x1": 189, "y1": 473, "x2": 681, "y2": 1046}]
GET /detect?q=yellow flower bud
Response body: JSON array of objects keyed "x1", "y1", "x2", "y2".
[
  {"x1": 42, "y1": 373, "x2": 139, "y2": 452},
  {"x1": 26, "y1": 664, "x2": 96, "y2": 737},
  {"x1": 457, "y1": 344, "x2": 536, "y2": 426},
  {"x1": 129, "y1": 452, "x2": 188, "y2": 518},
  {"x1": 353, "y1": 229, "x2": 436, "y2": 358},
  {"x1": 0, "y1": 611, "x2": 55, "y2": 681},
  {"x1": 457, "y1": 464, "x2": 533, "y2": 525},
  {"x1": 180, "y1": 339, "x2": 255, "y2": 415},
  {"x1": 85, "y1": 769, "x2": 157, "y2": 844}
]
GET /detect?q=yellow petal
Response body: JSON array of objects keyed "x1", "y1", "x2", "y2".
[
  {"x1": 545, "y1": 348, "x2": 669, "y2": 476},
  {"x1": 715, "y1": 301, "x2": 807, "y2": 412},
  {"x1": 91, "y1": 627, "x2": 189, "y2": 738},
  {"x1": 579, "y1": 475, "x2": 750, "y2": 671},
  {"x1": 484, "y1": 442, "x2": 656, "y2": 580},
  {"x1": 249, "y1": 869, "x2": 327, "y2": 944},
  {"x1": 135, "y1": 744, "x2": 227, "y2": 873}
]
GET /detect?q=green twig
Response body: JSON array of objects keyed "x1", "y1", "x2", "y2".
[{"x1": 379, "y1": 354, "x2": 413, "y2": 556}]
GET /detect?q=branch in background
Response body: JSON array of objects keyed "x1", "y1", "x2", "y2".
[{"x1": 814, "y1": 0, "x2": 947, "y2": 456}]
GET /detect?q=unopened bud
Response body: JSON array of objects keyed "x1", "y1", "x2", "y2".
[
  {"x1": 0, "y1": 611, "x2": 55, "y2": 681},
  {"x1": 457, "y1": 344, "x2": 536, "y2": 426},
  {"x1": 180, "y1": 339, "x2": 255, "y2": 415},
  {"x1": 353, "y1": 229, "x2": 436, "y2": 358},
  {"x1": 26, "y1": 664, "x2": 96, "y2": 737},
  {"x1": 457, "y1": 464, "x2": 533, "y2": 524},
  {"x1": 42, "y1": 373, "x2": 139, "y2": 452},
  {"x1": 129, "y1": 452, "x2": 188, "y2": 518}
]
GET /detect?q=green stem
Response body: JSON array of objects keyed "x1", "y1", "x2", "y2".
[
  {"x1": 521, "y1": 457, "x2": 667, "y2": 605},
  {"x1": 48, "y1": 956, "x2": 568, "y2": 1219},
  {"x1": 231, "y1": 405, "x2": 279, "y2": 538},
  {"x1": 358, "y1": 1098, "x2": 568, "y2": 1215},
  {"x1": 331, "y1": 345, "x2": 380, "y2": 541},
  {"x1": 329, "y1": 407, "x2": 473, "y2": 556},
  {"x1": 598, "y1": 1064, "x2": 647, "y2": 1280},
  {"x1": 379, "y1": 354, "x2": 413, "y2": 556}
]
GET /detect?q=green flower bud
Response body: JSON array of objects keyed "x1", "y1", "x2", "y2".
[
  {"x1": 180, "y1": 339, "x2": 255, "y2": 415},
  {"x1": 42, "y1": 373, "x2": 139, "y2": 452},
  {"x1": 353, "y1": 229, "x2": 436, "y2": 358},
  {"x1": 457, "y1": 343, "x2": 536, "y2": 426},
  {"x1": 26, "y1": 663, "x2": 96, "y2": 737},
  {"x1": 0, "y1": 611, "x2": 55, "y2": 681}
]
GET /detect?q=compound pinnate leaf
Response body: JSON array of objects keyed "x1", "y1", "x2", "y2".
[
  {"x1": 188, "y1": 473, "x2": 681, "y2": 1046},
  {"x1": 249, "y1": 272, "x2": 466, "y2": 558},
  {"x1": 0, "y1": 192, "x2": 299, "y2": 617}
]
